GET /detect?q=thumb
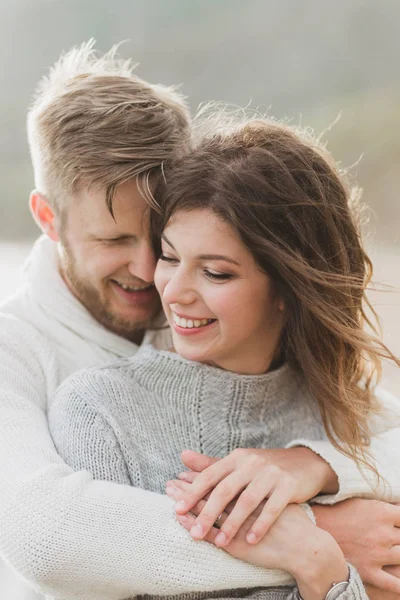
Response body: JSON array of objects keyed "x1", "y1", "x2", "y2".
[{"x1": 180, "y1": 449, "x2": 219, "y2": 471}]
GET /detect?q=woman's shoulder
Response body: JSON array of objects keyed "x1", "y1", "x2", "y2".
[
  {"x1": 49, "y1": 347, "x2": 158, "y2": 415},
  {"x1": 51, "y1": 343, "x2": 181, "y2": 409}
]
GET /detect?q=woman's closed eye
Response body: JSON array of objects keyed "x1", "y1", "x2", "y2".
[
  {"x1": 204, "y1": 269, "x2": 233, "y2": 282},
  {"x1": 159, "y1": 253, "x2": 178, "y2": 264},
  {"x1": 159, "y1": 253, "x2": 233, "y2": 281}
]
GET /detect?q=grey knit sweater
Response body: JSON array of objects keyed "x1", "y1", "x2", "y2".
[{"x1": 49, "y1": 345, "x2": 368, "y2": 600}]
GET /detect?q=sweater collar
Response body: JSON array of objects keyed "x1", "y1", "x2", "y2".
[
  {"x1": 23, "y1": 236, "x2": 170, "y2": 357},
  {"x1": 132, "y1": 344, "x2": 300, "y2": 412}
]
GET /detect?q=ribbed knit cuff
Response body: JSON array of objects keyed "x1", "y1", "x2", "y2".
[
  {"x1": 285, "y1": 440, "x2": 375, "y2": 505},
  {"x1": 299, "y1": 502, "x2": 316, "y2": 523},
  {"x1": 344, "y1": 563, "x2": 369, "y2": 599}
]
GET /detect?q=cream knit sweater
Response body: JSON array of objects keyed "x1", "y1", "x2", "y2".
[
  {"x1": 0, "y1": 236, "x2": 399, "y2": 600},
  {"x1": 50, "y1": 345, "x2": 369, "y2": 599}
]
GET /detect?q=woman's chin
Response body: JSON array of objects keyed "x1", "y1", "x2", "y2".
[{"x1": 172, "y1": 340, "x2": 212, "y2": 364}]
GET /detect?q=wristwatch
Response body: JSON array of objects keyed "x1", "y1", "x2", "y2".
[{"x1": 295, "y1": 580, "x2": 349, "y2": 600}]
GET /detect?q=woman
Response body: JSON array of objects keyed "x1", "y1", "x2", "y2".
[{"x1": 49, "y1": 112, "x2": 399, "y2": 600}]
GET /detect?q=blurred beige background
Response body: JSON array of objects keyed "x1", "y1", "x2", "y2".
[{"x1": 0, "y1": 0, "x2": 399, "y2": 392}]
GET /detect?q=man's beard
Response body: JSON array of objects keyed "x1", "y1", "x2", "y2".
[{"x1": 59, "y1": 242, "x2": 161, "y2": 343}]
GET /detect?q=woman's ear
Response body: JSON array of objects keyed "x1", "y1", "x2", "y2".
[
  {"x1": 29, "y1": 191, "x2": 59, "y2": 241},
  {"x1": 277, "y1": 297, "x2": 285, "y2": 311}
]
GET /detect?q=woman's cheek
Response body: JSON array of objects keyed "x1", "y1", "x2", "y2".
[
  {"x1": 154, "y1": 262, "x2": 168, "y2": 295},
  {"x1": 206, "y1": 285, "x2": 243, "y2": 320}
]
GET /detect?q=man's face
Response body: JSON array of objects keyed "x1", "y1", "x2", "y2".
[{"x1": 58, "y1": 179, "x2": 161, "y2": 343}]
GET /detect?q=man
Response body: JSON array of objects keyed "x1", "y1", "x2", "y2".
[{"x1": 0, "y1": 41, "x2": 399, "y2": 600}]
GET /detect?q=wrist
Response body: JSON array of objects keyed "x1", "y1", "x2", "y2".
[
  {"x1": 312, "y1": 452, "x2": 339, "y2": 495},
  {"x1": 291, "y1": 530, "x2": 348, "y2": 600},
  {"x1": 288, "y1": 446, "x2": 339, "y2": 495},
  {"x1": 298, "y1": 447, "x2": 339, "y2": 494}
]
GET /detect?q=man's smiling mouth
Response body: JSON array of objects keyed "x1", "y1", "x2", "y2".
[{"x1": 112, "y1": 280, "x2": 154, "y2": 292}]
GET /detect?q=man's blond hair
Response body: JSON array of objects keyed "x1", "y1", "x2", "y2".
[{"x1": 27, "y1": 40, "x2": 190, "y2": 213}]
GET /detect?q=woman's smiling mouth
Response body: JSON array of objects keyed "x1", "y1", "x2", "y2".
[{"x1": 172, "y1": 312, "x2": 217, "y2": 334}]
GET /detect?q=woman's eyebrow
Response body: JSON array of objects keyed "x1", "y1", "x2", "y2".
[
  {"x1": 197, "y1": 254, "x2": 240, "y2": 266},
  {"x1": 162, "y1": 234, "x2": 240, "y2": 266},
  {"x1": 161, "y1": 233, "x2": 175, "y2": 249}
]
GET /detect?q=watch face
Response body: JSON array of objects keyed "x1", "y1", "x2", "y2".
[
  {"x1": 326, "y1": 581, "x2": 349, "y2": 600},
  {"x1": 295, "y1": 580, "x2": 349, "y2": 600}
]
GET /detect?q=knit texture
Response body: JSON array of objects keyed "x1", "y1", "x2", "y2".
[
  {"x1": 0, "y1": 238, "x2": 302, "y2": 600},
  {"x1": 50, "y1": 345, "x2": 367, "y2": 600},
  {"x1": 0, "y1": 235, "x2": 396, "y2": 600},
  {"x1": 50, "y1": 346, "x2": 326, "y2": 492},
  {"x1": 129, "y1": 564, "x2": 365, "y2": 599}
]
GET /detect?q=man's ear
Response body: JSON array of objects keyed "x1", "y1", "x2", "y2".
[{"x1": 29, "y1": 191, "x2": 59, "y2": 242}]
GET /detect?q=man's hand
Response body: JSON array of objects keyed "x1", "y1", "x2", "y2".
[
  {"x1": 313, "y1": 499, "x2": 400, "y2": 596},
  {"x1": 166, "y1": 447, "x2": 338, "y2": 547},
  {"x1": 176, "y1": 497, "x2": 349, "y2": 600}
]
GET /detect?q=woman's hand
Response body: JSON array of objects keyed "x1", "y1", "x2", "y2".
[
  {"x1": 175, "y1": 500, "x2": 349, "y2": 600},
  {"x1": 166, "y1": 447, "x2": 338, "y2": 547}
]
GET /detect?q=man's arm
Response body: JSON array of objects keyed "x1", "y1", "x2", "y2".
[
  {"x1": 0, "y1": 315, "x2": 292, "y2": 600},
  {"x1": 286, "y1": 388, "x2": 400, "y2": 504}
]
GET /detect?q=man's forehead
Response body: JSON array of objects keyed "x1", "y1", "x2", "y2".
[{"x1": 66, "y1": 183, "x2": 150, "y2": 232}]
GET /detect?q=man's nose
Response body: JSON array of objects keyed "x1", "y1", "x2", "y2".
[{"x1": 127, "y1": 241, "x2": 157, "y2": 283}]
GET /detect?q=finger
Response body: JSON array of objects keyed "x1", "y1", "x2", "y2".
[
  {"x1": 178, "y1": 471, "x2": 199, "y2": 483},
  {"x1": 245, "y1": 487, "x2": 291, "y2": 544},
  {"x1": 176, "y1": 512, "x2": 227, "y2": 544},
  {"x1": 166, "y1": 481, "x2": 212, "y2": 504},
  {"x1": 181, "y1": 450, "x2": 219, "y2": 472},
  {"x1": 174, "y1": 457, "x2": 234, "y2": 515},
  {"x1": 384, "y1": 545, "x2": 400, "y2": 566},
  {"x1": 166, "y1": 479, "x2": 191, "y2": 490},
  {"x1": 165, "y1": 481, "x2": 216, "y2": 512},
  {"x1": 384, "y1": 564, "x2": 400, "y2": 577},
  {"x1": 369, "y1": 569, "x2": 400, "y2": 595},
  {"x1": 165, "y1": 479, "x2": 191, "y2": 499},
  {"x1": 365, "y1": 582, "x2": 400, "y2": 600},
  {"x1": 189, "y1": 498, "x2": 208, "y2": 515},
  {"x1": 190, "y1": 496, "x2": 237, "y2": 517},
  {"x1": 189, "y1": 470, "x2": 250, "y2": 540},
  {"x1": 383, "y1": 503, "x2": 400, "y2": 528},
  {"x1": 213, "y1": 477, "x2": 274, "y2": 547}
]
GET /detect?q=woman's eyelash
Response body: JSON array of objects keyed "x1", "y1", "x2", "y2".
[
  {"x1": 159, "y1": 254, "x2": 232, "y2": 281},
  {"x1": 159, "y1": 253, "x2": 177, "y2": 263},
  {"x1": 204, "y1": 270, "x2": 233, "y2": 281}
]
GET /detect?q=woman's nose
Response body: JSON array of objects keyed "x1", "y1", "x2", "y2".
[{"x1": 162, "y1": 271, "x2": 197, "y2": 306}]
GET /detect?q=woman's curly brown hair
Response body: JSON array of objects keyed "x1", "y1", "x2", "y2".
[{"x1": 153, "y1": 109, "x2": 399, "y2": 475}]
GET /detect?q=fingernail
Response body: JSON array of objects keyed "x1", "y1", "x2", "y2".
[
  {"x1": 166, "y1": 486, "x2": 177, "y2": 497},
  {"x1": 179, "y1": 472, "x2": 188, "y2": 480},
  {"x1": 246, "y1": 532, "x2": 257, "y2": 544},
  {"x1": 190, "y1": 523, "x2": 203, "y2": 539},
  {"x1": 175, "y1": 500, "x2": 186, "y2": 512},
  {"x1": 215, "y1": 532, "x2": 227, "y2": 546}
]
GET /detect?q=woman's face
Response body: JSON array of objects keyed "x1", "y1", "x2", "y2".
[{"x1": 155, "y1": 209, "x2": 285, "y2": 375}]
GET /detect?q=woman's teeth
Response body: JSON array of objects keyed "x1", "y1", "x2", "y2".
[{"x1": 173, "y1": 314, "x2": 215, "y2": 329}]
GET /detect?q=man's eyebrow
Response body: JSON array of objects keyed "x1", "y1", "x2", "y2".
[{"x1": 161, "y1": 235, "x2": 240, "y2": 266}]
